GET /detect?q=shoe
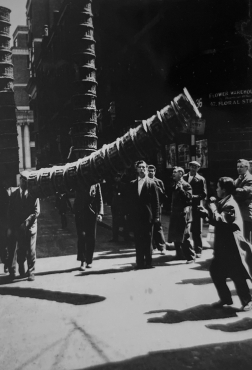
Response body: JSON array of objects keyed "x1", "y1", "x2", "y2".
[
  {"x1": 86, "y1": 264, "x2": 92, "y2": 268},
  {"x1": 19, "y1": 264, "x2": 26, "y2": 277},
  {"x1": 186, "y1": 258, "x2": 195, "y2": 264},
  {"x1": 4, "y1": 265, "x2": 8, "y2": 273},
  {"x1": 27, "y1": 272, "x2": 35, "y2": 281},
  {"x1": 243, "y1": 301, "x2": 252, "y2": 311},
  {"x1": 79, "y1": 263, "x2": 85, "y2": 271},
  {"x1": 145, "y1": 265, "x2": 154, "y2": 269},
  {"x1": 212, "y1": 299, "x2": 233, "y2": 308},
  {"x1": 166, "y1": 242, "x2": 175, "y2": 250}
]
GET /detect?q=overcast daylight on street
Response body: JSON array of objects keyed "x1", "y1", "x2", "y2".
[{"x1": 0, "y1": 0, "x2": 252, "y2": 369}]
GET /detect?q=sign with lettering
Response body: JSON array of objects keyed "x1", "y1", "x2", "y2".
[{"x1": 209, "y1": 89, "x2": 252, "y2": 107}]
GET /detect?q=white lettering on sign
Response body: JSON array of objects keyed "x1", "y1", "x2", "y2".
[{"x1": 209, "y1": 89, "x2": 252, "y2": 106}]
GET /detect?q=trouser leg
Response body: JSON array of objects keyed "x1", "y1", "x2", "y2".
[
  {"x1": 181, "y1": 234, "x2": 195, "y2": 261},
  {"x1": 75, "y1": 212, "x2": 86, "y2": 262},
  {"x1": 85, "y1": 216, "x2": 97, "y2": 265},
  {"x1": 7, "y1": 230, "x2": 17, "y2": 274},
  {"x1": 134, "y1": 229, "x2": 145, "y2": 268},
  {"x1": 26, "y1": 232, "x2": 37, "y2": 273},
  {"x1": 192, "y1": 231, "x2": 203, "y2": 254},
  {"x1": 210, "y1": 260, "x2": 232, "y2": 303},
  {"x1": 244, "y1": 221, "x2": 252, "y2": 243},
  {"x1": 174, "y1": 242, "x2": 184, "y2": 259},
  {"x1": 143, "y1": 224, "x2": 153, "y2": 267},
  {"x1": 153, "y1": 221, "x2": 166, "y2": 251},
  {"x1": 111, "y1": 209, "x2": 119, "y2": 241}
]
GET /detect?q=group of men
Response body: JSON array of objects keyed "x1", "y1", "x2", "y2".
[{"x1": 1, "y1": 157, "x2": 252, "y2": 312}]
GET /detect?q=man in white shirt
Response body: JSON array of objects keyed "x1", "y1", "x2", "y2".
[{"x1": 129, "y1": 161, "x2": 159, "y2": 269}]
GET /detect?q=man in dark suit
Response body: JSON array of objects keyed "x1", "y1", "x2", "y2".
[
  {"x1": 7, "y1": 171, "x2": 40, "y2": 281},
  {"x1": 198, "y1": 177, "x2": 252, "y2": 311},
  {"x1": 183, "y1": 161, "x2": 207, "y2": 257},
  {"x1": 74, "y1": 182, "x2": 104, "y2": 271},
  {"x1": 129, "y1": 160, "x2": 159, "y2": 269},
  {"x1": 148, "y1": 164, "x2": 167, "y2": 254},
  {"x1": 168, "y1": 167, "x2": 195, "y2": 263},
  {"x1": 234, "y1": 159, "x2": 252, "y2": 243}
]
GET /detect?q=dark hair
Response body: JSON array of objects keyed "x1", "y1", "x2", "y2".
[
  {"x1": 173, "y1": 166, "x2": 184, "y2": 175},
  {"x1": 237, "y1": 159, "x2": 249, "y2": 168},
  {"x1": 136, "y1": 160, "x2": 147, "y2": 168},
  {"x1": 218, "y1": 177, "x2": 235, "y2": 195},
  {"x1": 148, "y1": 165, "x2": 156, "y2": 171}
]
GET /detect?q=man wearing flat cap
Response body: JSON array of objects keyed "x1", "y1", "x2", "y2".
[
  {"x1": 183, "y1": 161, "x2": 207, "y2": 257},
  {"x1": 7, "y1": 171, "x2": 40, "y2": 281},
  {"x1": 234, "y1": 159, "x2": 252, "y2": 242}
]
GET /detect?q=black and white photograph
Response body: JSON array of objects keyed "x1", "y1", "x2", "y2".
[{"x1": 0, "y1": 0, "x2": 252, "y2": 369}]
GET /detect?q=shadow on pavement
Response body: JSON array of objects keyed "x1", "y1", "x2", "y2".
[
  {"x1": 75, "y1": 338, "x2": 252, "y2": 370},
  {"x1": 145, "y1": 304, "x2": 240, "y2": 323},
  {"x1": 75, "y1": 265, "x2": 134, "y2": 277},
  {"x1": 177, "y1": 277, "x2": 213, "y2": 285},
  {"x1": 191, "y1": 258, "x2": 212, "y2": 271},
  {"x1": 206, "y1": 317, "x2": 252, "y2": 332},
  {"x1": 0, "y1": 286, "x2": 106, "y2": 305}
]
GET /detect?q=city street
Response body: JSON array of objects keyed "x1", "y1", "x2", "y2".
[{"x1": 0, "y1": 199, "x2": 252, "y2": 370}]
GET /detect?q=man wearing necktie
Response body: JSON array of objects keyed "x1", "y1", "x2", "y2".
[
  {"x1": 183, "y1": 161, "x2": 207, "y2": 258},
  {"x1": 168, "y1": 167, "x2": 195, "y2": 263},
  {"x1": 129, "y1": 160, "x2": 159, "y2": 269},
  {"x1": 234, "y1": 159, "x2": 252, "y2": 243},
  {"x1": 7, "y1": 171, "x2": 40, "y2": 281}
]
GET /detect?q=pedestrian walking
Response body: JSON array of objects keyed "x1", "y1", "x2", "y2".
[
  {"x1": 129, "y1": 160, "x2": 159, "y2": 269},
  {"x1": 183, "y1": 161, "x2": 207, "y2": 257},
  {"x1": 198, "y1": 177, "x2": 252, "y2": 311},
  {"x1": 74, "y1": 182, "x2": 103, "y2": 271},
  {"x1": 55, "y1": 192, "x2": 72, "y2": 229},
  {"x1": 148, "y1": 164, "x2": 167, "y2": 254},
  {"x1": 168, "y1": 167, "x2": 195, "y2": 263},
  {"x1": 7, "y1": 171, "x2": 40, "y2": 281},
  {"x1": 234, "y1": 159, "x2": 252, "y2": 243}
]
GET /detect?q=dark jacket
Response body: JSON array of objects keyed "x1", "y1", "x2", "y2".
[
  {"x1": 8, "y1": 187, "x2": 40, "y2": 234},
  {"x1": 183, "y1": 172, "x2": 207, "y2": 207},
  {"x1": 152, "y1": 177, "x2": 167, "y2": 206},
  {"x1": 129, "y1": 177, "x2": 159, "y2": 224},
  {"x1": 205, "y1": 195, "x2": 252, "y2": 279},
  {"x1": 234, "y1": 171, "x2": 252, "y2": 222},
  {"x1": 73, "y1": 183, "x2": 104, "y2": 216},
  {"x1": 183, "y1": 172, "x2": 207, "y2": 233},
  {"x1": 168, "y1": 179, "x2": 192, "y2": 243}
]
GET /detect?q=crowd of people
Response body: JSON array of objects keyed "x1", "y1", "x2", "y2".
[{"x1": 0, "y1": 158, "x2": 252, "y2": 311}]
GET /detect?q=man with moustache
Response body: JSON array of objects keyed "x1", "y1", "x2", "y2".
[
  {"x1": 183, "y1": 161, "x2": 207, "y2": 257},
  {"x1": 168, "y1": 167, "x2": 195, "y2": 263},
  {"x1": 129, "y1": 160, "x2": 159, "y2": 269},
  {"x1": 147, "y1": 164, "x2": 167, "y2": 254}
]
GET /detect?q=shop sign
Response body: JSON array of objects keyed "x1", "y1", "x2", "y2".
[
  {"x1": 209, "y1": 89, "x2": 252, "y2": 107},
  {"x1": 180, "y1": 118, "x2": 206, "y2": 135}
]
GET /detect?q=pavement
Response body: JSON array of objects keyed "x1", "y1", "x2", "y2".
[{"x1": 1, "y1": 199, "x2": 252, "y2": 370}]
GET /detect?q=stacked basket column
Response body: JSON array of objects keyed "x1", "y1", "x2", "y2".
[
  {"x1": 70, "y1": 0, "x2": 97, "y2": 159},
  {"x1": 0, "y1": 6, "x2": 19, "y2": 184}
]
